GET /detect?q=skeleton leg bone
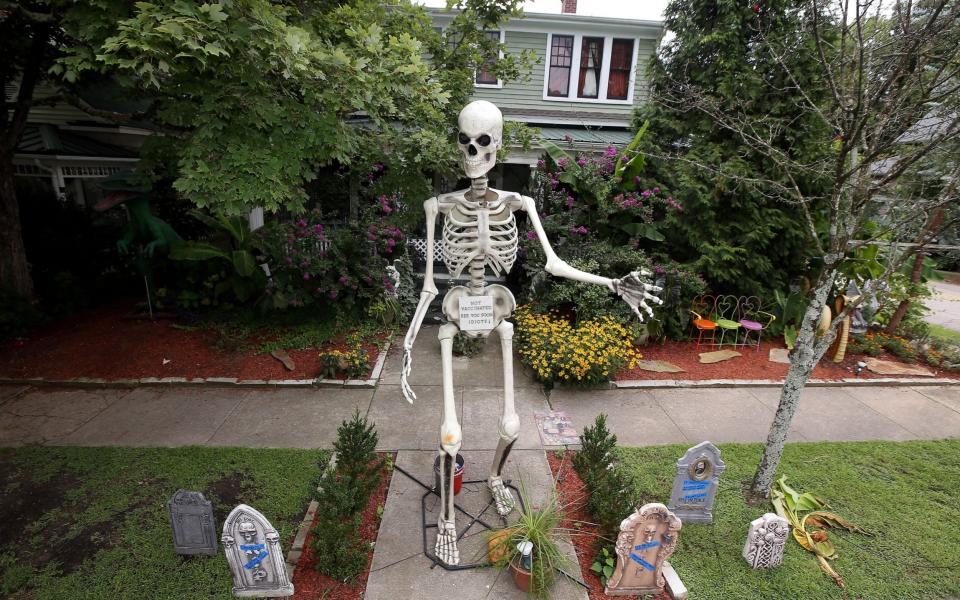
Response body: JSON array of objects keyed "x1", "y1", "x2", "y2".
[
  {"x1": 435, "y1": 322, "x2": 461, "y2": 566},
  {"x1": 488, "y1": 319, "x2": 518, "y2": 516}
]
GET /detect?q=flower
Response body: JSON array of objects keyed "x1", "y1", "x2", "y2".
[
  {"x1": 526, "y1": 230, "x2": 537, "y2": 240},
  {"x1": 338, "y1": 275, "x2": 349, "y2": 285},
  {"x1": 565, "y1": 196, "x2": 575, "y2": 209},
  {"x1": 329, "y1": 290, "x2": 338, "y2": 299},
  {"x1": 563, "y1": 134, "x2": 574, "y2": 143},
  {"x1": 303, "y1": 273, "x2": 311, "y2": 281},
  {"x1": 296, "y1": 219, "x2": 307, "y2": 228},
  {"x1": 604, "y1": 146, "x2": 618, "y2": 158}
]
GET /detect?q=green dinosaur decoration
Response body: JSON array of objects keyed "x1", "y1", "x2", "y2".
[
  {"x1": 94, "y1": 170, "x2": 182, "y2": 256},
  {"x1": 95, "y1": 171, "x2": 181, "y2": 314}
]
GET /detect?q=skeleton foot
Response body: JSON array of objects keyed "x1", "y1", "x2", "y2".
[
  {"x1": 435, "y1": 519, "x2": 460, "y2": 565},
  {"x1": 488, "y1": 475, "x2": 515, "y2": 516}
]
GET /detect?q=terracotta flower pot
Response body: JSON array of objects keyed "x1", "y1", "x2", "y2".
[
  {"x1": 487, "y1": 528, "x2": 515, "y2": 564},
  {"x1": 510, "y1": 555, "x2": 533, "y2": 593}
]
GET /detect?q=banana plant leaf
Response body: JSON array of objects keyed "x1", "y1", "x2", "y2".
[
  {"x1": 169, "y1": 242, "x2": 230, "y2": 262},
  {"x1": 541, "y1": 139, "x2": 573, "y2": 166}
]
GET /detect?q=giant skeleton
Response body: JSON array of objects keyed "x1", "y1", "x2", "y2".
[{"x1": 400, "y1": 101, "x2": 662, "y2": 565}]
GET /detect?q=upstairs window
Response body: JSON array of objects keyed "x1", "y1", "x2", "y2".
[
  {"x1": 577, "y1": 37, "x2": 604, "y2": 99},
  {"x1": 544, "y1": 33, "x2": 636, "y2": 103},
  {"x1": 475, "y1": 30, "x2": 502, "y2": 86},
  {"x1": 547, "y1": 35, "x2": 574, "y2": 97},
  {"x1": 607, "y1": 39, "x2": 634, "y2": 100}
]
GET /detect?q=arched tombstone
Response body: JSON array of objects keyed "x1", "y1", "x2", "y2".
[
  {"x1": 667, "y1": 441, "x2": 726, "y2": 524},
  {"x1": 222, "y1": 504, "x2": 294, "y2": 598},
  {"x1": 168, "y1": 489, "x2": 217, "y2": 556},
  {"x1": 605, "y1": 503, "x2": 682, "y2": 596},
  {"x1": 742, "y1": 512, "x2": 789, "y2": 569}
]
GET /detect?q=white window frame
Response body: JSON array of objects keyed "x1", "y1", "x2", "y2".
[
  {"x1": 542, "y1": 33, "x2": 639, "y2": 104},
  {"x1": 475, "y1": 30, "x2": 505, "y2": 89}
]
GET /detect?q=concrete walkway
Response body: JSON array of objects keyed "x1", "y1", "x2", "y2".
[
  {"x1": 928, "y1": 280, "x2": 960, "y2": 333},
  {"x1": 1, "y1": 332, "x2": 959, "y2": 448}
]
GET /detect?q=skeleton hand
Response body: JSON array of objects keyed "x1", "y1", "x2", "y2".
[
  {"x1": 400, "y1": 345, "x2": 416, "y2": 403},
  {"x1": 610, "y1": 269, "x2": 663, "y2": 321}
]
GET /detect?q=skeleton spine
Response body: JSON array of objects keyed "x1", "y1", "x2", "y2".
[{"x1": 468, "y1": 176, "x2": 488, "y2": 295}]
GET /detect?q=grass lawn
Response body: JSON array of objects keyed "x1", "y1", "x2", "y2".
[
  {"x1": 929, "y1": 323, "x2": 960, "y2": 345},
  {"x1": 619, "y1": 440, "x2": 960, "y2": 600},
  {"x1": 0, "y1": 446, "x2": 328, "y2": 600}
]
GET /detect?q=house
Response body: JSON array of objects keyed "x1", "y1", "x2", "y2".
[{"x1": 429, "y1": 0, "x2": 664, "y2": 192}]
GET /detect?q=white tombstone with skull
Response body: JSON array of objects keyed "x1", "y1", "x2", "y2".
[
  {"x1": 222, "y1": 504, "x2": 293, "y2": 598},
  {"x1": 400, "y1": 100, "x2": 663, "y2": 566}
]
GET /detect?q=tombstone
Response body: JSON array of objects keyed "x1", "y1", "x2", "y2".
[
  {"x1": 742, "y1": 512, "x2": 789, "y2": 569},
  {"x1": 667, "y1": 441, "x2": 726, "y2": 524},
  {"x1": 222, "y1": 504, "x2": 294, "y2": 598},
  {"x1": 605, "y1": 503, "x2": 682, "y2": 596},
  {"x1": 168, "y1": 489, "x2": 218, "y2": 556}
]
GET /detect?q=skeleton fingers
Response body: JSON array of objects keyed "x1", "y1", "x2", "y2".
[{"x1": 612, "y1": 269, "x2": 664, "y2": 320}]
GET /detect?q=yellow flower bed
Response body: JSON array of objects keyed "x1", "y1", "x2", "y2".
[{"x1": 514, "y1": 305, "x2": 641, "y2": 386}]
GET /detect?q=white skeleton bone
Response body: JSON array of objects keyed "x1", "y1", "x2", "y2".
[{"x1": 400, "y1": 101, "x2": 662, "y2": 566}]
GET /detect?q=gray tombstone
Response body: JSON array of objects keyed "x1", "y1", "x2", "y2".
[
  {"x1": 168, "y1": 489, "x2": 217, "y2": 556},
  {"x1": 667, "y1": 441, "x2": 726, "y2": 524},
  {"x1": 742, "y1": 512, "x2": 789, "y2": 569},
  {"x1": 222, "y1": 504, "x2": 294, "y2": 598}
]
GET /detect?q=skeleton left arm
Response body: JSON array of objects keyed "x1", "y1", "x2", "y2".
[{"x1": 520, "y1": 195, "x2": 663, "y2": 320}]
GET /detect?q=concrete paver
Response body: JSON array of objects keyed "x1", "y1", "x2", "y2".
[
  {"x1": 549, "y1": 388, "x2": 687, "y2": 446},
  {"x1": 378, "y1": 325, "x2": 538, "y2": 388},
  {"x1": 461, "y1": 386, "x2": 549, "y2": 451},
  {"x1": 60, "y1": 387, "x2": 246, "y2": 447},
  {"x1": 365, "y1": 449, "x2": 586, "y2": 600},
  {"x1": 0, "y1": 387, "x2": 128, "y2": 446},
  {"x1": 927, "y1": 280, "x2": 960, "y2": 332},
  {"x1": 913, "y1": 385, "x2": 960, "y2": 413},
  {"x1": 842, "y1": 386, "x2": 960, "y2": 439},
  {"x1": 371, "y1": 384, "x2": 461, "y2": 451},
  {"x1": 0, "y1": 385, "x2": 29, "y2": 405},
  {"x1": 655, "y1": 387, "x2": 805, "y2": 443},
  {"x1": 208, "y1": 387, "x2": 373, "y2": 448},
  {"x1": 747, "y1": 386, "x2": 915, "y2": 441}
]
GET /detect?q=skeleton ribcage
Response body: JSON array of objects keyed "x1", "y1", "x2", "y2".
[{"x1": 441, "y1": 207, "x2": 518, "y2": 278}]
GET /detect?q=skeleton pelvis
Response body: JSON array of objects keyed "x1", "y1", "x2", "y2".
[{"x1": 442, "y1": 284, "x2": 516, "y2": 338}]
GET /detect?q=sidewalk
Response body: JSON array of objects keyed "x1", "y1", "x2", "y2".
[{"x1": 1, "y1": 331, "x2": 958, "y2": 449}]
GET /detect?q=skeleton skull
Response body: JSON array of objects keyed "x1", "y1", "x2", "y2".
[
  {"x1": 238, "y1": 519, "x2": 257, "y2": 543},
  {"x1": 643, "y1": 524, "x2": 658, "y2": 543},
  {"x1": 457, "y1": 100, "x2": 502, "y2": 179}
]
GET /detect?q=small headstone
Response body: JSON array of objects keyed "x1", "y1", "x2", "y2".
[
  {"x1": 698, "y1": 349, "x2": 741, "y2": 364},
  {"x1": 768, "y1": 348, "x2": 791, "y2": 364},
  {"x1": 222, "y1": 504, "x2": 294, "y2": 598},
  {"x1": 742, "y1": 512, "x2": 789, "y2": 569},
  {"x1": 667, "y1": 441, "x2": 726, "y2": 524},
  {"x1": 605, "y1": 503, "x2": 682, "y2": 596},
  {"x1": 168, "y1": 489, "x2": 217, "y2": 556},
  {"x1": 635, "y1": 360, "x2": 685, "y2": 373}
]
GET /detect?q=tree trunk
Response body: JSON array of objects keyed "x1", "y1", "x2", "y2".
[
  {"x1": 748, "y1": 269, "x2": 836, "y2": 501},
  {"x1": 0, "y1": 150, "x2": 33, "y2": 298},
  {"x1": 885, "y1": 207, "x2": 947, "y2": 335}
]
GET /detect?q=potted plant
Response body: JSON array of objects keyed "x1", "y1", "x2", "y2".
[{"x1": 486, "y1": 483, "x2": 572, "y2": 599}]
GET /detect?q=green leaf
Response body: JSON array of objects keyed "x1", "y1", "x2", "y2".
[
  {"x1": 540, "y1": 139, "x2": 572, "y2": 166},
  {"x1": 231, "y1": 250, "x2": 256, "y2": 277},
  {"x1": 590, "y1": 562, "x2": 602, "y2": 573},
  {"x1": 169, "y1": 242, "x2": 229, "y2": 262},
  {"x1": 603, "y1": 565, "x2": 614, "y2": 578}
]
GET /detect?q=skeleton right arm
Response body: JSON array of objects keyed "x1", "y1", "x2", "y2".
[{"x1": 400, "y1": 197, "x2": 440, "y2": 403}]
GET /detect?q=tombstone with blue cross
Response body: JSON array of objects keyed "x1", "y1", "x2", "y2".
[
  {"x1": 222, "y1": 504, "x2": 293, "y2": 598},
  {"x1": 667, "y1": 441, "x2": 726, "y2": 524},
  {"x1": 605, "y1": 503, "x2": 682, "y2": 596}
]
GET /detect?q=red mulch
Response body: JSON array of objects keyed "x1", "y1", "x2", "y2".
[
  {"x1": 546, "y1": 451, "x2": 670, "y2": 600},
  {"x1": 0, "y1": 301, "x2": 381, "y2": 381},
  {"x1": 291, "y1": 453, "x2": 395, "y2": 600},
  {"x1": 617, "y1": 339, "x2": 960, "y2": 381}
]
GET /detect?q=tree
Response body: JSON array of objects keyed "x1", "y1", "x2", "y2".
[
  {"x1": 635, "y1": 0, "x2": 831, "y2": 297},
  {"x1": 0, "y1": 0, "x2": 528, "y2": 298},
  {"x1": 646, "y1": 0, "x2": 959, "y2": 499}
]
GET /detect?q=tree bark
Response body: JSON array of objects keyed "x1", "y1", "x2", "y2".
[
  {"x1": 0, "y1": 149, "x2": 33, "y2": 298},
  {"x1": 749, "y1": 269, "x2": 836, "y2": 501},
  {"x1": 885, "y1": 207, "x2": 947, "y2": 334}
]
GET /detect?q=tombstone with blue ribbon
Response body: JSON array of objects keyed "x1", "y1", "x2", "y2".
[
  {"x1": 667, "y1": 441, "x2": 726, "y2": 524},
  {"x1": 605, "y1": 503, "x2": 682, "y2": 596},
  {"x1": 222, "y1": 504, "x2": 294, "y2": 598}
]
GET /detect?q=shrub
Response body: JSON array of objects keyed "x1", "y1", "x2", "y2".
[
  {"x1": 0, "y1": 288, "x2": 42, "y2": 341},
  {"x1": 572, "y1": 414, "x2": 636, "y2": 541},
  {"x1": 309, "y1": 410, "x2": 383, "y2": 581},
  {"x1": 514, "y1": 306, "x2": 641, "y2": 386},
  {"x1": 847, "y1": 333, "x2": 884, "y2": 357},
  {"x1": 452, "y1": 332, "x2": 485, "y2": 357}
]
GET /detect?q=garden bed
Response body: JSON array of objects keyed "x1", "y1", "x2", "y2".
[
  {"x1": 291, "y1": 452, "x2": 395, "y2": 600},
  {"x1": 616, "y1": 339, "x2": 960, "y2": 382},
  {"x1": 546, "y1": 450, "x2": 670, "y2": 600},
  {"x1": 0, "y1": 301, "x2": 385, "y2": 382}
]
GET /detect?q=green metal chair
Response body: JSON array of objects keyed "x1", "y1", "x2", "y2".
[{"x1": 714, "y1": 295, "x2": 742, "y2": 347}]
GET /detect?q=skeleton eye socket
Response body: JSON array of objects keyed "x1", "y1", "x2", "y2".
[
  {"x1": 458, "y1": 132, "x2": 470, "y2": 145},
  {"x1": 477, "y1": 134, "x2": 491, "y2": 147}
]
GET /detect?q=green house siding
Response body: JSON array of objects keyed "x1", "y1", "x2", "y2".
[{"x1": 471, "y1": 31, "x2": 656, "y2": 119}]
